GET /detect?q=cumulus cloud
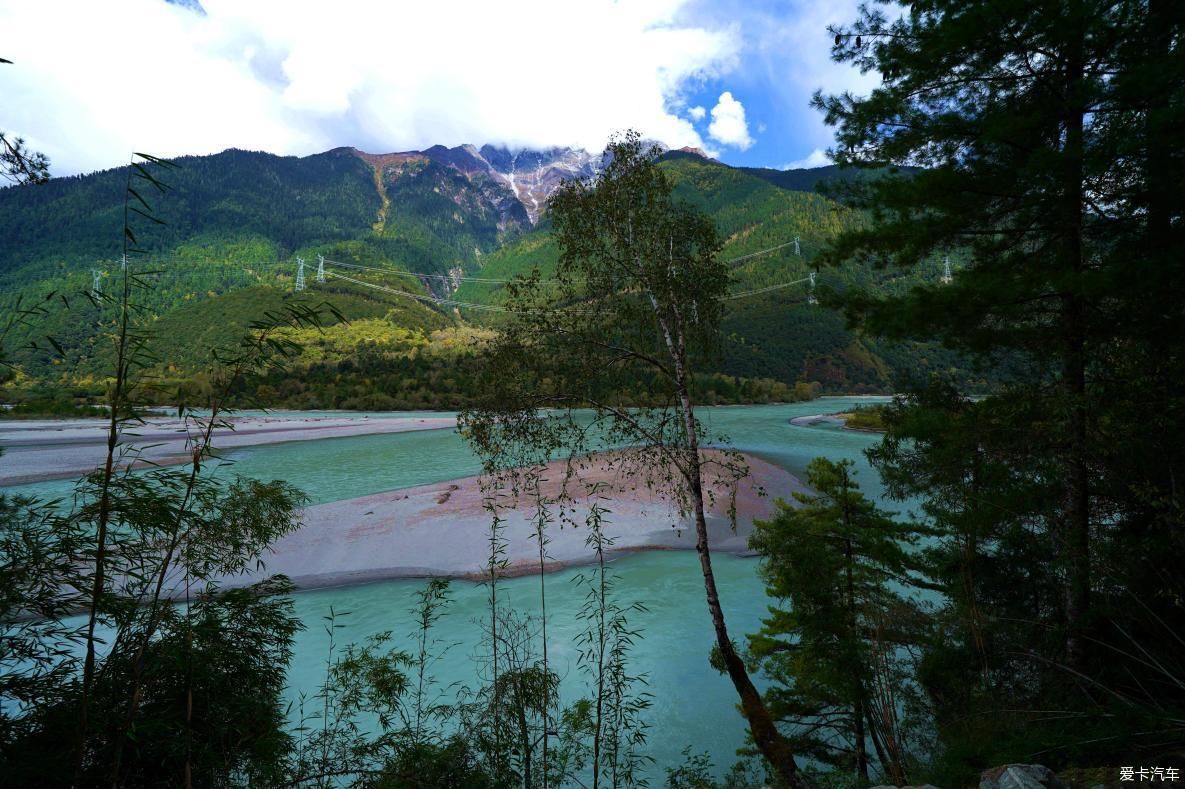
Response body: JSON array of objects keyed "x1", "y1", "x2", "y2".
[
  {"x1": 0, "y1": 0, "x2": 741, "y2": 175},
  {"x1": 688, "y1": 105, "x2": 706, "y2": 121},
  {"x1": 707, "y1": 91, "x2": 753, "y2": 149},
  {"x1": 785, "y1": 148, "x2": 831, "y2": 169},
  {"x1": 676, "y1": 0, "x2": 882, "y2": 155}
]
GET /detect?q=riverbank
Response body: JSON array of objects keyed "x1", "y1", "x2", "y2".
[
  {"x1": 0, "y1": 414, "x2": 456, "y2": 485},
  {"x1": 229, "y1": 450, "x2": 806, "y2": 590},
  {"x1": 789, "y1": 410, "x2": 887, "y2": 433}
]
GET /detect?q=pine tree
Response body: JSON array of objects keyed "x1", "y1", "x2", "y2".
[
  {"x1": 816, "y1": 0, "x2": 1185, "y2": 771},
  {"x1": 749, "y1": 458, "x2": 929, "y2": 785}
]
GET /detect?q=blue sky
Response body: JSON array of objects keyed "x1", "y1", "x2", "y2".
[
  {"x1": 668, "y1": 0, "x2": 879, "y2": 168},
  {"x1": 1, "y1": 0, "x2": 880, "y2": 176}
]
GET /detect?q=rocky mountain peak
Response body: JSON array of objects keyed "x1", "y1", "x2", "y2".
[
  {"x1": 676, "y1": 146, "x2": 713, "y2": 160},
  {"x1": 351, "y1": 144, "x2": 598, "y2": 225}
]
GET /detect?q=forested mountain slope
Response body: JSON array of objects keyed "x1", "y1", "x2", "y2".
[{"x1": 0, "y1": 144, "x2": 974, "y2": 405}]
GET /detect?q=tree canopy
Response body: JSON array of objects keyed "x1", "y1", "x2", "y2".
[{"x1": 815, "y1": 0, "x2": 1185, "y2": 777}]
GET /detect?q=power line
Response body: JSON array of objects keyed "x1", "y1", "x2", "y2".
[
  {"x1": 321, "y1": 236, "x2": 819, "y2": 308},
  {"x1": 76, "y1": 237, "x2": 803, "y2": 294},
  {"x1": 724, "y1": 276, "x2": 814, "y2": 300},
  {"x1": 327, "y1": 266, "x2": 812, "y2": 309},
  {"x1": 323, "y1": 238, "x2": 803, "y2": 288},
  {"x1": 725, "y1": 240, "x2": 798, "y2": 267},
  {"x1": 324, "y1": 270, "x2": 599, "y2": 315},
  {"x1": 325, "y1": 258, "x2": 520, "y2": 284}
]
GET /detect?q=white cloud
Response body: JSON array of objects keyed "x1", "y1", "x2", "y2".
[
  {"x1": 0, "y1": 0, "x2": 741, "y2": 175},
  {"x1": 677, "y1": 0, "x2": 882, "y2": 154},
  {"x1": 706, "y1": 91, "x2": 753, "y2": 149},
  {"x1": 784, "y1": 148, "x2": 831, "y2": 169},
  {"x1": 688, "y1": 105, "x2": 706, "y2": 121}
]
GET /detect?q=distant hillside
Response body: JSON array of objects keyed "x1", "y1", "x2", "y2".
[
  {"x1": 456, "y1": 154, "x2": 953, "y2": 395},
  {"x1": 0, "y1": 143, "x2": 971, "y2": 405},
  {"x1": 658, "y1": 149, "x2": 899, "y2": 196},
  {"x1": 742, "y1": 163, "x2": 864, "y2": 192}
]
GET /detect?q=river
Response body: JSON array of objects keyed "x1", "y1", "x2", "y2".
[{"x1": 1, "y1": 397, "x2": 904, "y2": 780}]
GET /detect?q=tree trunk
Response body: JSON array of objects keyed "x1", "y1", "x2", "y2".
[
  {"x1": 518, "y1": 688, "x2": 532, "y2": 789},
  {"x1": 673, "y1": 363, "x2": 808, "y2": 788},
  {"x1": 865, "y1": 700, "x2": 898, "y2": 784},
  {"x1": 853, "y1": 701, "x2": 868, "y2": 783},
  {"x1": 1059, "y1": 2, "x2": 1091, "y2": 670},
  {"x1": 841, "y1": 481, "x2": 868, "y2": 784}
]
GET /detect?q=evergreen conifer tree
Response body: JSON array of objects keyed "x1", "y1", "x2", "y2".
[{"x1": 817, "y1": 0, "x2": 1185, "y2": 772}]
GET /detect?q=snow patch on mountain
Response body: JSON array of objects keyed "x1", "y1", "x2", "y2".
[{"x1": 352, "y1": 144, "x2": 599, "y2": 225}]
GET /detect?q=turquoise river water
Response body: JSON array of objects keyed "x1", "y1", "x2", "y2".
[{"x1": 2, "y1": 397, "x2": 907, "y2": 780}]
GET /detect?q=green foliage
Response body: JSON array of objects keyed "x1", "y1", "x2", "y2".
[
  {"x1": 0, "y1": 467, "x2": 309, "y2": 784},
  {"x1": 817, "y1": 0, "x2": 1185, "y2": 780},
  {"x1": 0, "y1": 397, "x2": 107, "y2": 418},
  {"x1": 376, "y1": 156, "x2": 526, "y2": 275},
  {"x1": 573, "y1": 498, "x2": 654, "y2": 789},
  {"x1": 455, "y1": 151, "x2": 979, "y2": 395},
  {"x1": 365, "y1": 738, "x2": 499, "y2": 788},
  {"x1": 7, "y1": 578, "x2": 301, "y2": 787},
  {"x1": 461, "y1": 130, "x2": 810, "y2": 788},
  {"x1": 840, "y1": 405, "x2": 887, "y2": 432},
  {"x1": 665, "y1": 747, "x2": 717, "y2": 788},
  {"x1": 0, "y1": 137, "x2": 998, "y2": 401},
  {"x1": 0, "y1": 147, "x2": 378, "y2": 271},
  {"x1": 0, "y1": 130, "x2": 50, "y2": 186},
  {"x1": 748, "y1": 458, "x2": 931, "y2": 783}
]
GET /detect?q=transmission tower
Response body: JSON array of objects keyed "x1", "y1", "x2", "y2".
[
  {"x1": 91, "y1": 269, "x2": 102, "y2": 298},
  {"x1": 120, "y1": 254, "x2": 127, "y2": 270},
  {"x1": 941, "y1": 255, "x2": 953, "y2": 284},
  {"x1": 807, "y1": 271, "x2": 818, "y2": 305},
  {"x1": 295, "y1": 257, "x2": 306, "y2": 292},
  {"x1": 794, "y1": 236, "x2": 801, "y2": 256},
  {"x1": 316, "y1": 254, "x2": 325, "y2": 283}
]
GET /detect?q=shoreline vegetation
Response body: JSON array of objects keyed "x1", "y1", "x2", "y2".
[
  {"x1": 790, "y1": 403, "x2": 889, "y2": 433},
  {"x1": 0, "y1": 368, "x2": 828, "y2": 415}
]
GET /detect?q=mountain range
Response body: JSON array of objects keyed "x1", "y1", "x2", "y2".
[{"x1": 0, "y1": 142, "x2": 970, "y2": 408}]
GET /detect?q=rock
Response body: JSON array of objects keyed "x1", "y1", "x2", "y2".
[{"x1": 981, "y1": 764, "x2": 1065, "y2": 789}]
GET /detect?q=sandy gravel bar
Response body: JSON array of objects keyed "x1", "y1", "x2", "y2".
[
  {"x1": 0, "y1": 415, "x2": 456, "y2": 485},
  {"x1": 230, "y1": 451, "x2": 807, "y2": 589},
  {"x1": 788, "y1": 414, "x2": 845, "y2": 427}
]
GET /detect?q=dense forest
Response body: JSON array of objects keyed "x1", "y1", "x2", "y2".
[
  {"x1": 1, "y1": 137, "x2": 982, "y2": 409},
  {"x1": 1, "y1": 0, "x2": 1183, "y2": 786}
]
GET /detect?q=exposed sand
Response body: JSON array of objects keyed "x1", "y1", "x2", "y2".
[
  {"x1": 230, "y1": 451, "x2": 807, "y2": 589},
  {"x1": 3, "y1": 415, "x2": 807, "y2": 591},
  {"x1": 788, "y1": 413, "x2": 845, "y2": 427},
  {"x1": 789, "y1": 413, "x2": 884, "y2": 433},
  {"x1": 0, "y1": 415, "x2": 456, "y2": 485}
]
